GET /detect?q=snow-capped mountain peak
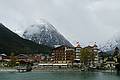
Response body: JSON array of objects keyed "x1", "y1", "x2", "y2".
[
  {"x1": 23, "y1": 19, "x2": 73, "y2": 47},
  {"x1": 99, "y1": 36, "x2": 119, "y2": 52},
  {"x1": 35, "y1": 19, "x2": 57, "y2": 31}
]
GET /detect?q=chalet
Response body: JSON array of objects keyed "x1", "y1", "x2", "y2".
[
  {"x1": 0, "y1": 54, "x2": 11, "y2": 61},
  {"x1": 103, "y1": 47, "x2": 120, "y2": 70},
  {"x1": 103, "y1": 56, "x2": 118, "y2": 70},
  {"x1": 16, "y1": 54, "x2": 29, "y2": 62},
  {"x1": 52, "y1": 45, "x2": 75, "y2": 64}
]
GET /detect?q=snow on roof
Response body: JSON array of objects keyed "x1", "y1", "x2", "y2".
[{"x1": 0, "y1": 54, "x2": 7, "y2": 56}]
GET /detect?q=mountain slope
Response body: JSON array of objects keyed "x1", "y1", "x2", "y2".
[
  {"x1": 99, "y1": 36, "x2": 120, "y2": 53},
  {"x1": 0, "y1": 23, "x2": 51, "y2": 55},
  {"x1": 23, "y1": 20, "x2": 73, "y2": 47}
]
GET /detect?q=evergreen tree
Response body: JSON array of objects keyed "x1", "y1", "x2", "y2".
[{"x1": 113, "y1": 47, "x2": 119, "y2": 57}]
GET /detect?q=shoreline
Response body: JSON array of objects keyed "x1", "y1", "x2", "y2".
[{"x1": 0, "y1": 67, "x2": 116, "y2": 73}]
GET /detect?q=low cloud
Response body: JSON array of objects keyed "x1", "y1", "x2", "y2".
[{"x1": 0, "y1": 0, "x2": 120, "y2": 46}]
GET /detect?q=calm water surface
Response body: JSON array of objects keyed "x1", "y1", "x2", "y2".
[{"x1": 0, "y1": 72, "x2": 120, "y2": 80}]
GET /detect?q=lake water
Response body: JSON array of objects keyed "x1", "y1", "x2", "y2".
[{"x1": 0, "y1": 72, "x2": 120, "y2": 80}]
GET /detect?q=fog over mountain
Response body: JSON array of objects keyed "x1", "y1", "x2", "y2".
[
  {"x1": 100, "y1": 33, "x2": 120, "y2": 51},
  {"x1": 0, "y1": 0, "x2": 120, "y2": 46},
  {"x1": 23, "y1": 19, "x2": 73, "y2": 47}
]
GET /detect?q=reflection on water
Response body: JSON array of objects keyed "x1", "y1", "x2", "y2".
[{"x1": 0, "y1": 72, "x2": 120, "y2": 80}]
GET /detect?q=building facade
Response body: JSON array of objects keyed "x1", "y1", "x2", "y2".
[
  {"x1": 52, "y1": 45, "x2": 75, "y2": 64},
  {"x1": 83, "y1": 44, "x2": 99, "y2": 68},
  {"x1": 74, "y1": 43, "x2": 81, "y2": 65}
]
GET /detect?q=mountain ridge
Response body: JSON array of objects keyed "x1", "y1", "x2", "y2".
[{"x1": 0, "y1": 23, "x2": 51, "y2": 55}]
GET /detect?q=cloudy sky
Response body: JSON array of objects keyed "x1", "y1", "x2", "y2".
[{"x1": 0, "y1": 0, "x2": 120, "y2": 46}]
